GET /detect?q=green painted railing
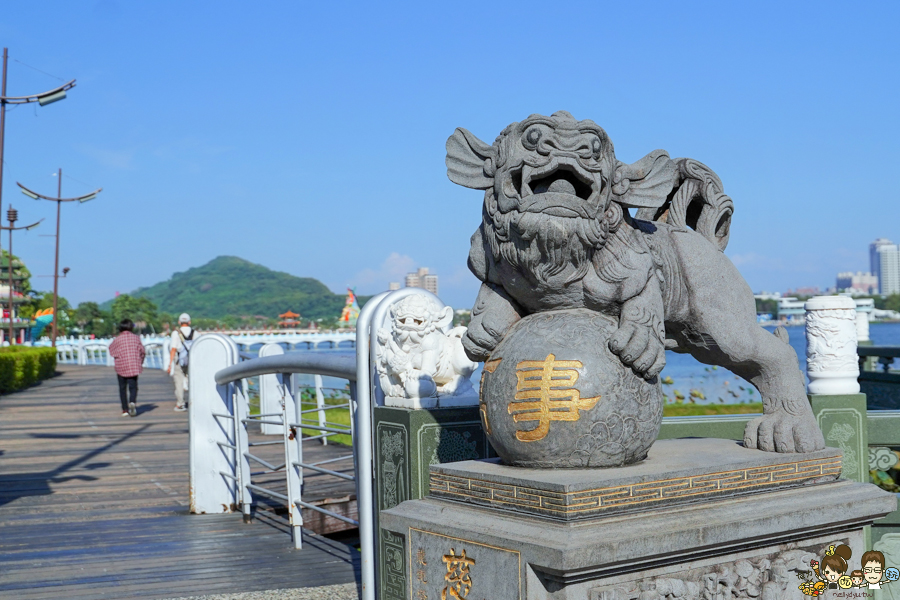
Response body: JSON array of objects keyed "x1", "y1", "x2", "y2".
[{"x1": 860, "y1": 345, "x2": 900, "y2": 410}]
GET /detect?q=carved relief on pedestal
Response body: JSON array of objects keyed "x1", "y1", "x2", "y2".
[
  {"x1": 380, "y1": 429, "x2": 407, "y2": 510},
  {"x1": 589, "y1": 542, "x2": 837, "y2": 600},
  {"x1": 870, "y1": 447, "x2": 900, "y2": 472},
  {"x1": 805, "y1": 296, "x2": 860, "y2": 395},
  {"x1": 380, "y1": 529, "x2": 407, "y2": 600},
  {"x1": 374, "y1": 293, "x2": 479, "y2": 409}
]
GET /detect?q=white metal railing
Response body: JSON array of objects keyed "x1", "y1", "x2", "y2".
[
  {"x1": 192, "y1": 338, "x2": 367, "y2": 596},
  {"x1": 177, "y1": 288, "x2": 456, "y2": 600},
  {"x1": 50, "y1": 336, "x2": 173, "y2": 370},
  {"x1": 47, "y1": 331, "x2": 355, "y2": 370},
  {"x1": 259, "y1": 356, "x2": 336, "y2": 443},
  {"x1": 242, "y1": 370, "x2": 356, "y2": 532},
  {"x1": 56, "y1": 344, "x2": 78, "y2": 364}
]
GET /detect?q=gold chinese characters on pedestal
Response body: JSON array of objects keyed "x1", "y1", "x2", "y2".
[{"x1": 442, "y1": 549, "x2": 475, "y2": 600}]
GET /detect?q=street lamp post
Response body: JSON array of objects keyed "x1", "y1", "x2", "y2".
[
  {"x1": 0, "y1": 48, "x2": 75, "y2": 241},
  {"x1": 1, "y1": 206, "x2": 41, "y2": 345},
  {"x1": 17, "y1": 176, "x2": 99, "y2": 347}
]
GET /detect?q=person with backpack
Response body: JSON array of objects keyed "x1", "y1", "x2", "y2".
[
  {"x1": 108, "y1": 318, "x2": 146, "y2": 417},
  {"x1": 168, "y1": 313, "x2": 195, "y2": 412}
]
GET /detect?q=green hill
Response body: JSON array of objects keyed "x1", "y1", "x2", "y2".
[{"x1": 109, "y1": 256, "x2": 354, "y2": 321}]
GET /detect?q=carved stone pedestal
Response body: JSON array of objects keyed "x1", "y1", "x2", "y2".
[
  {"x1": 380, "y1": 439, "x2": 896, "y2": 600},
  {"x1": 374, "y1": 405, "x2": 493, "y2": 515}
]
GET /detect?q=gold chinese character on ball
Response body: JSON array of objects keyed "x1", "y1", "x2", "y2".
[{"x1": 509, "y1": 354, "x2": 600, "y2": 442}]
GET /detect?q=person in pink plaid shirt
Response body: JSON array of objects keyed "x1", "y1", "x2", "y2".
[{"x1": 108, "y1": 319, "x2": 146, "y2": 417}]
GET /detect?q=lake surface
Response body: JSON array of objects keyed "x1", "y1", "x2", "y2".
[
  {"x1": 659, "y1": 321, "x2": 900, "y2": 405},
  {"x1": 245, "y1": 322, "x2": 900, "y2": 405}
]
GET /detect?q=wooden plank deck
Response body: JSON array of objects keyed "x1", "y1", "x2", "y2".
[{"x1": 0, "y1": 365, "x2": 360, "y2": 599}]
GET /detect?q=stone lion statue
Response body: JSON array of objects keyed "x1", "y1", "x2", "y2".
[
  {"x1": 375, "y1": 294, "x2": 478, "y2": 401},
  {"x1": 446, "y1": 111, "x2": 824, "y2": 453}
]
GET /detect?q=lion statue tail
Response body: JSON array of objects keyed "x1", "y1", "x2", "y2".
[{"x1": 635, "y1": 158, "x2": 734, "y2": 252}]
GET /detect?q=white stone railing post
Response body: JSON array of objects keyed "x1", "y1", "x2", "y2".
[
  {"x1": 280, "y1": 373, "x2": 304, "y2": 548},
  {"x1": 854, "y1": 298, "x2": 874, "y2": 344},
  {"x1": 805, "y1": 296, "x2": 860, "y2": 395},
  {"x1": 234, "y1": 377, "x2": 253, "y2": 521},
  {"x1": 315, "y1": 374, "x2": 326, "y2": 445},
  {"x1": 258, "y1": 343, "x2": 285, "y2": 435},
  {"x1": 188, "y1": 333, "x2": 241, "y2": 514}
]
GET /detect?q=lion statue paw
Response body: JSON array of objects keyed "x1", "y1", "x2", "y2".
[{"x1": 744, "y1": 412, "x2": 825, "y2": 453}]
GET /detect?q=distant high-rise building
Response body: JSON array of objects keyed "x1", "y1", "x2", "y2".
[
  {"x1": 388, "y1": 282, "x2": 400, "y2": 291},
  {"x1": 403, "y1": 267, "x2": 439, "y2": 296},
  {"x1": 870, "y1": 238, "x2": 894, "y2": 293},
  {"x1": 835, "y1": 271, "x2": 878, "y2": 295},
  {"x1": 871, "y1": 238, "x2": 893, "y2": 272},
  {"x1": 785, "y1": 286, "x2": 821, "y2": 297},
  {"x1": 422, "y1": 273, "x2": 438, "y2": 296},
  {"x1": 404, "y1": 271, "x2": 420, "y2": 288},
  {"x1": 879, "y1": 244, "x2": 900, "y2": 295}
]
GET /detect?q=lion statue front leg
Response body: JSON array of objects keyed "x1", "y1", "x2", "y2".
[
  {"x1": 741, "y1": 347, "x2": 825, "y2": 453},
  {"x1": 462, "y1": 282, "x2": 523, "y2": 362},
  {"x1": 608, "y1": 275, "x2": 667, "y2": 380},
  {"x1": 663, "y1": 229, "x2": 825, "y2": 453}
]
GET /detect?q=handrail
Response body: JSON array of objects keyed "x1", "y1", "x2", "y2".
[
  {"x1": 859, "y1": 346, "x2": 900, "y2": 358},
  {"x1": 215, "y1": 352, "x2": 357, "y2": 385},
  {"x1": 206, "y1": 343, "x2": 364, "y2": 589}
]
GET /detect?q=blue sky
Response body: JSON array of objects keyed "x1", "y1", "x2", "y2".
[{"x1": 0, "y1": 1, "x2": 897, "y2": 312}]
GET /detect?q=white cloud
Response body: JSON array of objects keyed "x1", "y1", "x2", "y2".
[{"x1": 346, "y1": 252, "x2": 417, "y2": 293}]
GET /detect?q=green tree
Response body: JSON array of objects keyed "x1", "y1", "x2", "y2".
[
  {"x1": 111, "y1": 294, "x2": 161, "y2": 334},
  {"x1": 754, "y1": 298, "x2": 778, "y2": 316},
  {"x1": 0, "y1": 249, "x2": 33, "y2": 296},
  {"x1": 316, "y1": 316, "x2": 340, "y2": 330},
  {"x1": 884, "y1": 294, "x2": 900, "y2": 313},
  {"x1": 192, "y1": 317, "x2": 223, "y2": 330},
  {"x1": 453, "y1": 310, "x2": 471, "y2": 327},
  {"x1": 74, "y1": 302, "x2": 115, "y2": 337}
]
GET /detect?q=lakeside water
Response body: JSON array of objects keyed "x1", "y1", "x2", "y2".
[
  {"x1": 244, "y1": 322, "x2": 900, "y2": 405},
  {"x1": 659, "y1": 321, "x2": 900, "y2": 405}
]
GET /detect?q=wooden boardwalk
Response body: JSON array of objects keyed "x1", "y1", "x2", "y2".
[{"x1": 0, "y1": 366, "x2": 360, "y2": 599}]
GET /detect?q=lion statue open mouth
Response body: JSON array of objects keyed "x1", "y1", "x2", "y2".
[{"x1": 447, "y1": 111, "x2": 824, "y2": 454}]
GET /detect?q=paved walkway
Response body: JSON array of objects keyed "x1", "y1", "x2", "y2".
[{"x1": 0, "y1": 366, "x2": 359, "y2": 599}]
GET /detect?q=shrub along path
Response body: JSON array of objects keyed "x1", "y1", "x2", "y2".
[
  {"x1": 0, "y1": 346, "x2": 56, "y2": 393},
  {"x1": 0, "y1": 365, "x2": 359, "y2": 600}
]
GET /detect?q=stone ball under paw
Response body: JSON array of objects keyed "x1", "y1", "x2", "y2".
[{"x1": 479, "y1": 308, "x2": 663, "y2": 468}]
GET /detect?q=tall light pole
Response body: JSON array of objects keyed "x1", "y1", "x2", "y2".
[
  {"x1": 18, "y1": 176, "x2": 100, "y2": 347},
  {"x1": 0, "y1": 48, "x2": 75, "y2": 243},
  {"x1": 1, "y1": 206, "x2": 41, "y2": 345}
]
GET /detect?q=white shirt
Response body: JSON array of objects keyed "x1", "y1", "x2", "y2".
[{"x1": 171, "y1": 326, "x2": 195, "y2": 351}]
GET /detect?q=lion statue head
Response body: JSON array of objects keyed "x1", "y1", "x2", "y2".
[
  {"x1": 389, "y1": 294, "x2": 452, "y2": 349},
  {"x1": 446, "y1": 111, "x2": 678, "y2": 285}
]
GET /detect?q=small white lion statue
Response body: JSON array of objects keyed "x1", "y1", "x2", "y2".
[{"x1": 375, "y1": 294, "x2": 478, "y2": 407}]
